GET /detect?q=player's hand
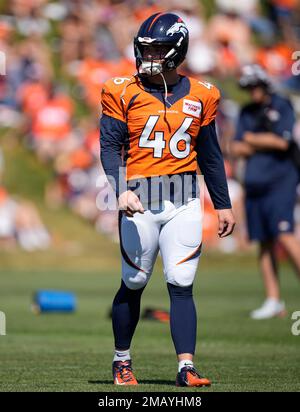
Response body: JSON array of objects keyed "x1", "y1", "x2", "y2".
[
  {"x1": 118, "y1": 190, "x2": 145, "y2": 217},
  {"x1": 217, "y1": 209, "x2": 235, "y2": 238}
]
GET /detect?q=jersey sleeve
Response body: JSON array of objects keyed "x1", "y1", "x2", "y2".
[
  {"x1": 101, "y1": 78, "x2": 126, "y2": 123},
  {"x1": 100, "y1": 114, "x2": 128, "y2": 197},
  {"x1": 200, "y1": 83, "x2": 221, "y2": 127},
  {"x1": 196, "y1": 120, "x2": 232, "y2": 210}
]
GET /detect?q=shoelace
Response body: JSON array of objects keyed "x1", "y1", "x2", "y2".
[{"x1": 118, "y1": 364, "x2": 134, "y2": 382}]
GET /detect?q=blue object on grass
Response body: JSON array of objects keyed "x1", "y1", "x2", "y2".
[{"x1": 33, "y1": 290, "x2": 77, "y2": 313}]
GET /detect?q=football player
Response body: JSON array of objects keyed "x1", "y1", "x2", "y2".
[{"x1": 100, "y1": 12, "x2": 235, "y2": 387}]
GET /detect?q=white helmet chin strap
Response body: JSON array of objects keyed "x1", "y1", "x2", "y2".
[{"x1": 159, "y1": 72, "x2": 172, "y2": 106}]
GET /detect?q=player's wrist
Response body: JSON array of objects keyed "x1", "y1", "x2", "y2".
[{"x1": 215, "y1": 205, "x2": 232, "y2": 211}]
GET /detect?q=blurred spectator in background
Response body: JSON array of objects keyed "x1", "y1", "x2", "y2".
[
  {"x1": 170, "y1": 0, "x2": 215, "y2": 75},
  {"x1": 256, "y1": 38, "x2": 293, "y2": 79},
  {"x1": 231, "y1": 64, "x2": 300, "y2": 319},
  {"x1": 217, "y1": 0, "x2": 275, "y2": 40},
  {"x1": 207, "y1": 0, "x2": 256, "y2": 76},
  {"x1": 30, "y1": 83, "x2": 76, "y2": 162},
  {"x1": 0, "y1": 146, "x2": 51, "y2": 251},
  {"x1": 267, "y1": 0, "x2": 299, "y2": 42},
  {"x1": 0, "y1": 185, "x2": 51, "y2": 251}
]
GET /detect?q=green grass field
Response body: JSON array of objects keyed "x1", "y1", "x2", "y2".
[{"x1": 0, "y1": 251, "x2": 299, "y2": 392}]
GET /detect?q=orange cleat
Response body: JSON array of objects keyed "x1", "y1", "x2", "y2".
[
  {"x1": 113, "y1": 360, "x2": 138, "y2": 385},
  {"x1": 176, "y1": 366, "x2": 211, "y2": 387}
]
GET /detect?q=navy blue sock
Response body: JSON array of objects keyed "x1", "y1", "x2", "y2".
[
  {"x1": 167, "y1": 282, "x2": 197, "y2": 355},
  {"x1": 112, "y1": 280, "x2": 145, "y2": 350}
]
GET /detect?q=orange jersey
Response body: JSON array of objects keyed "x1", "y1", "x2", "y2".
[
  {"x1": 101, "y1": 75, "x2": 220, "y2": 181},
  {"x1": 18, "y1": 82, "x2": 48, "y2": 117},
  {"x1": 32, "y1": 95, "x2": 73, "y2": 140}
]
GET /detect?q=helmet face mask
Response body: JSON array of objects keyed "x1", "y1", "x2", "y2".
[
  {"x1": 134, "y1": 13, "x2": 189, "y2": 77},
  {"x1": 137, "y1": 43, "x2": 174, "y2": 76},
  {"x1": 142, "y1": 45, "x2": 172, "y2": 62}
]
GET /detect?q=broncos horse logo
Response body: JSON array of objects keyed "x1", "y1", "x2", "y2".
[{"x1": 166, "y1": 21, "x2": 188, "y2": 37}]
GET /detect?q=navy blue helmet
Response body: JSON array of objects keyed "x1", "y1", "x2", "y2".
[
  {"x1": 239, "y1": 64, "x2": 272, "y2": 91},
  {"x1": 134, "y1": 12, "x2": 189, "y2": 76}
]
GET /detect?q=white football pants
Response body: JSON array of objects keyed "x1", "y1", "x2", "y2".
[{"x1": 119, "y1": 198, "x2": 203, "y2": 290}]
